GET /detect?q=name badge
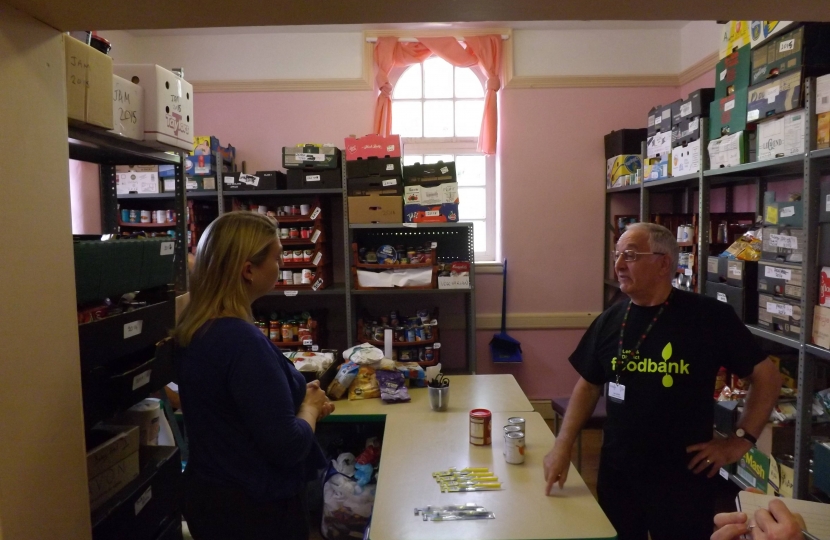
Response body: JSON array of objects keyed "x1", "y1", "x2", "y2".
[{"x1": 609, "y1": 382, "x2": 626, "y2": 403}]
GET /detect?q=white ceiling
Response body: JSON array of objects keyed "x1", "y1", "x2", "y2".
[{"x1": 126, "y1": 20, "x2": 692, "y2": 36}]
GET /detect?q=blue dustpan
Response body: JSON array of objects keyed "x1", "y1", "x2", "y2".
[{"x1": 489, "y1": 259, "x2": 522, "y2": 362}]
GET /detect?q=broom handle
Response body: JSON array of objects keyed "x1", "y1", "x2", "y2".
[{"x1": 501, "y1": 259, "x2": 508, "y2": 334}]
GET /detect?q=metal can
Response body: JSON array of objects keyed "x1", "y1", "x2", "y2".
[
  {"x1": 424, "y1": 323, "x2": 434, "y2": 340},
  {"x1": 303, "y1": 249, "x2": 313, "y2": 263},
  {"x1": 167, "y1": 209, "x2": 175, "y2": 223},
  {"x1": 269, "y1": 321, "x2": 281, "y2": 342},
  {"x1": 406, "y1": 328, "x2": 416, "y2": 342},
  {"x1": 257, "y1": 321, "x2": 268, "y2": 337},
  {"x1": 140, "y1": 210, "x2": 152, "y2": 223},
  {"x1": 155, "y1": 209, "x2": 167, "y2": 224},
  {"x1": 394, "y1": 327, "x2": 406, "y2": 342},
  {"x1": 121, "y1": 209, "x2": 130, "y2": 222},
  {"x1": 301, "y1": 269, "x2": 312, "y2": 284},
  {"x1": 470, "y1": 409, "x2": 492, "y2": 446},
  {"x1": 504, "y1": 425, "x2": 522, "y2": 435},
  {"x1": 129, "y1": 209, "x2": 138, "y2": 223},
  {"x1": 425, "y1": 346, "x2": 434, "y2": 361},
  {"x1": 415, "y1": 327, "x2": 425, "y2": 341},
  {"x1": 504, "y1": 431, "x2": 526, "y2": 464},
  {"x1": 508, "y1": 417, "x2": 526, "y2": 434},
  {"x1": 300, "y1": 204, "x2": 311, "y2": 215},
  {"x1": 282, "y1": 270, "x2": 293, "y2": 284},
  {"x1": 291, "y1": 205, "x2": 301, "y2": 216},
  {"x1": 301, "y1": 227, "x2": 311, "y2": 239},
  {"x1": 289, "y1": 228, "x2": 299, "y2": 239}
]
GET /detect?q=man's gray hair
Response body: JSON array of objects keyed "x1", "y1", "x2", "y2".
[{"x1": 626, "y1": 222, "x2": 679, "y2": 276}]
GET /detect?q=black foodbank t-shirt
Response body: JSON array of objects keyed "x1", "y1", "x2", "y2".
[{"x1": 570, "y1": 289, "x2": 766, "y2": 471}]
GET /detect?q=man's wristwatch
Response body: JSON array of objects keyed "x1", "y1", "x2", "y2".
[{"x1": 734, "y1": 428, "x2": 757, "y2": 445}]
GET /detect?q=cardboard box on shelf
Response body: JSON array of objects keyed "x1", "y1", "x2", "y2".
[
  {"x1": 286, "y1": 168, "x2": 342, "y2": 190},
  {"x1": 716, "y1": 45, "x2": 751, "y2": 100},
  {"x1": 814, "y1": 442, "x2": 830, "y2": 497},
  {"x1": 113, "y1": 64, "x2": 194, "y2": 151},
  {"x1": 720, "y1": 22, "x2": 751, "y2": 60},
  {"x1": 348, "y1": 157, "x2": 404, "y2": 179},
  {"x1": 707, "y1": 256, "x2": 728, "y2": 283},
  {"x1": 727, "y1": 259, "x2": 758, "y2": 289},
  {"x1": 184, "y1": 154, "x2": 230, "y2": 176},
  {"x1": 708, "y1": 131, "x2": 747, "y2": 170},
  {"x1": 750, "y1": 21, "x2": 795, "y2": 49},
  {"x1": 347, "y1": 176, "x2": 403, "y2": 197},
  {"x1": 817, "y1": 112, "x2": 830, "y2": 149},
  {"x1": 705, "y1": 281, "x2": 757, "y2": 322},
  {"x1": 348, "y1": 193, "x2": 402, "y2": 224},
  {"x1": 761, "y1": 226, "x2": 804, "y2": 263},
  {"x1": 674, "y1": 116, "x2": 703, "y2": 147},
  {"x1": 677, "y1": 88, "x2": 715, "y2": 123},
  {"x1": 115, "y1": 165, "x2": 159, "y2": 194},
  {"x1": 757, "y1": 293, "x2": 802, "y2": 339},
  {"x1": 736, "y1": 446, "x2": 774, "y2": 493},
  {"x1": 606, "y1": 155, "x2": 642, "y2": 187},
  {"x1": 182, "y1": 177, "x2": 216, "y2": 192},
  {"x1": 750, "y1": 24, "x2": 830, "y2": 85},
  {"x1": 64, "y1": 35, "x2": 114, "y2": 130},
  {"x1": 647, "y1": 131, "x2": 672, "y2": 159},
  {"x1": 402, "y1": 161, "x2": 455, "y2": 185},
  {"x1": 820, "y1": 266, "x2": 830, "y2": 307},
  {"x1": 671, "y1": 140, "x2": 701, "y2": 176},
  {"x1": 253, "y1": 171, "x2": 287, "y2": 191},
  {"x1": 282, "y1": 145, "x2": 340, "y2": 170},
  {"x1": 812, "y1": 304, "x2": 830, "y2": 349},
  {"x1": 763, "y1": 198, "x2": 803, "y2": 228},
  {"x1": 746, "y1": 70, "x2": 802, "y2": 124},
  {"x1": 642, "y1": 155, "x2": 670, "y2": 181},
  {"x1": 819, "y1": 74, "x2": 830, "y2": 114},
  {"x1": 604, "y1": 129, "x2": 647, "y2": 160},
  {"x1": 193, "y1": 136, "x2": 235, "y2": 162},
  {"x1": 758, "y1": 261, "x2": 802, "y2": 300},
  {"x1": 710, "y1": 91, "x2": 749, "y2": 139},
  {"x1": 344, "y1": 134, "x2": 402, "y2": 161},
  {"x1": 647, "y1": 103, "x2": 676, "y2": 136},
  {"x1": 756, "y1": 110, "x2": 805, "y2": 162},
  {"x1": 109, "y1": 76, "x2": 144, "y2": 141},
  {"x1": 403, "y1": 182, "x2": 459, "y2": 223},
  {"x1": 86, "y1": 426, "x2": 140, "y2": 511},
  {"x1": 223, "y1": 172, "x2": 260, "y2": 190}
]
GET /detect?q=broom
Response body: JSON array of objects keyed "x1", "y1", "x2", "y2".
[{"x1": 489, "y1": 259, "x2": 522, "y2": 362}]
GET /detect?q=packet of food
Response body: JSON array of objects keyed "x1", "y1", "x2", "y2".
[
  {"x1": 376, "y1": 370, "x2": 411, "y2": 403},
  {"x1": 395, "y1": 362, "x2": 426, "y2": 388},
  {"x1": 349, "y1": 365, "x2": 381, "y2": 400},
  {"x1": 326, "y1": 361, "x2": 359, "y2": 400}
]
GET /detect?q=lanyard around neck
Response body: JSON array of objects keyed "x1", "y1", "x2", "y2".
[{"x1": 616, "y1": 290, "x2": 672, "y2": 367}]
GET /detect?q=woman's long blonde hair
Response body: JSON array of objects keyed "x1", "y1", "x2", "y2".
[{"x1": 173, "y1": 211, "x2": 278, "y2": 347}]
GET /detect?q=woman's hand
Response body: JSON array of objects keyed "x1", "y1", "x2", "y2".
[{"x1": 301, "y1": 380, "x2": 329, "y2": 418}]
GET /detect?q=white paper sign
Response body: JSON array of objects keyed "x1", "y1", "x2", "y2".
[
  {"x1": 769, "y1": 234, "x2": 798, "y2": 249},
  {"x1": 441, "y1": 166, "x2": 449, "y2": 174},
  {"x1": 284, "y1": 290, "x2": 299, "y2": 297},
  {"x1": 720, "y1": 70, "x2": 727, "y2": 81},
  {"x1": 124, "y1": 320, "x2": 143, "y2": 339},
  {"x1": 310, "y1": 207, "x2": 321, "y2": 220},
  {"x1": 708, "y1": 132, "x2": 744, "y2": 169},
  {"x1": 294, "y1": 153, "x2": 325, "y2": 162},
  {"x1": 728, "y1": 265, "x2": 742, "y2": 278},
  {"x1": 685, "y1": 268, "x2": 693, "y2": 276},
  {"x1": 720, "y1": 468, "x2": 730, "y2": 480},
  {"x1": 303, "y1": 338, "x2": 313, "y2": 346},
  {"x1": 748, "y1": 110, "x2": 761, "y2": 121},
  {"x1": 313, "y1": 252, "x2": 323, "y2": 265},
  {"x1": 433, "y1": 342, "x2": 442, "y2": 350},
  {"x1": 717, "y1": 292, "x2": 728, "y2": 302},
  {"x1": 160, "y1": 241, "x2": 175, "y2": 256},
  {"x1": 134, "y1": 487, "x2": 152, "y2": 516},
  {"x1": 680, "y1": 102, "x2": 693, "y2": 118},
  {"x1": 312, "y1": 278, "x2": 324, "y2": 291},
  {"x1": 766, "y1": 86, "x2": 780, "y2": 103},
  {"x1": 386, "y1": 164, "x2": 394, "y2": 171},
  {"x1": 724, "y1": 99, "x2": 736, "y2": 112},
  {"x1": 647, "y1": 131, "x2": 672, "y2": 158},
  {"x1": 662, "y1": 109, "x2": 671, "y2": 120},
  {"x1": 403, "y1": 223, "x2": 417, "y2": 228},
  {"x1": 132, "y1": 370, "x2": 151, "y2": 391},
  {"x1": 779, "y1": 39, "x2": 795, "y2": 52},
  {"x1": 671, "y1": 139, "x2": 701, "y2": 175},
  {"x1": 767, "y1": 302, "x2": 794, "y2": 316},
  {"x1": 826, "y1": 194, "x2": 830, "y2": 213},
  {"x1": 765, "y1": 266, "x2": 793, "y2": 280},
  {"x1": 306, "y1": 174, "x2": 321, "y2": 182},
  {"x1": 780, "y1": 206, "x2": 795, "y2": 218},
  {"x1": 382, "y1": 179, "x2": 397, "y2": 187}
]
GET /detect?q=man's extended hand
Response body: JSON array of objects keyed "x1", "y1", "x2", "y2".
[
  {"x1": 543, "y1": 442, "x2": 573, "y2": 495},
  {"x1": 687, "y1": 437, "x2": 752, "y2": 477}
]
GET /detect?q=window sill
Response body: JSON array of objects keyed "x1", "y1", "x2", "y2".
[{"x1": 475, "y1": 261, "x2": 503, "y2": 274}]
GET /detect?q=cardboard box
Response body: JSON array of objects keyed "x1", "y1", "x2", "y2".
[
  {"x1": 750, "y1": 21, "x2": 796, "y2": 49},
  {"x1": 710, "y1": 90, "x2": 749, "y2": 138},
  {"x1": 758, "y1": 261, "x2": 802, "y2": 299},
  {"x1": 820, "y1": 267, "x2": 830, "y2": 306},
  {"x1": 678, "y1": 88, "x2": 715, "y2": 121},
  {"x1": 750, "y1": 24, "x2": 830, "y2": 85},
  {"x1": 344, "y1": 134, "x2": 402, "y2": 161},
  {"x1": 674, "y1": 116, "x2": 703, "y2": 147},
  {"x1": 705, "y1": 281, "x2": 758, "y2": 322},
  {"x1": 604, "y1": 129, "x2": 646, "y2": 160},
  {"x1": 812, "y1": 304, "x2": 830, "y2": 349},
  {"x1": 720, "y1": 22, "x2": 751, "y2": 60},
  {"x1": 763, "y1": 198, "x2": 803, "y2": 228},
  {"x1": 758, "y1": 293, "x2": 802, "y2": 339},
  {"x1": 86, "y1": 426, "x2": 140, "y2": 511},
  {"x1": 707, "y1": 256, "x2": 728, "y2": 283},
  {"x1": 708, "y1": 131, "x2": 747, "y2": 170},
  {"x1": 183, "y1": 177, "x2": 216, "y2": 192},
  {"x1": 403, "y1": 182, "x2": 460, "y2": 223},
  {"x1": 736, "y1": 446, "x2": 773, "y2": 493},
  {"x1": 606, "y1": 155, "x2": 642, "y2": 187},
  {"x1": 716, "y1": 45, "x2": 751, "y2": 100},
  {"x1": 756, "y1": 110, "x2": 805, "y2": 162},
  {"x1": 819, "y1": 74, "x2": 830, "y2": 115},
  {"x1": 184, "y1": 154, "x2": 230, "y2": 176},
  {"x1": 747, "y1": 70, "x2": 803, "y2": 124},
  {"x1": 347, "y1": 176, "x2": 403, "y2": 196},
  {"x1": 109, "y1": 75, "x2": 144, "y2": 141},
  {"x1": 348, "y1": 194, "x2": 403, "y2": 224},
  {"x1": 113, "y1": 64, "x2": 194, "y2": 151},
  {"x1": 761, "y1": 226, "x2": 804, "y2": 263},
  {"x1": 223, "y1": 172, "x2": 260, "y2": 190},
  {"x1": 642, "y1": 155, "x2": 670, "y2": 181},
  {"x1": 348, "y1": 157, "x2": 404, "y2": 179},
  {"x1": 64, "y1": 35, "x2": 114, "y2": 130},
  {"x1": 253, "y1": 171, "x2": 287, "y2": 191},
  {"x1": 818, "y1": 112, "x2": 830, "y2": 149},
  {"x1": 647, "y1": 103, "x2": 675, "y2": 135},
  {"x1": 115, "y1": 165, "x2": 159, "y2": 194},
  {"x1": 814, "y1": 441, "x2": 830, "y2": 497},
  {"x1": 282, "y1": 145, "x2": 340, "y2": 170},
  {"x1": 671, "y1": 140, "x2": 701, "y2": 176},
  {"x1": 727, "y1": 259, "x2": 758, "y2": 289},
  {"x1": 402, "y1": 161, "x2": 455, "y2": 185},
  {"x1": 647, "y1": 131, "x2": 672, "y2": 159},
  {"x1": 193, "y1": 135, "x2": 235, "y2": 162},
  {"x1": 287, "y1": 168, "x2": 342, "y2": 190}
]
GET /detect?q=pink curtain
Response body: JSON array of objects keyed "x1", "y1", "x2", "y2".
[{"x1": 372, "y1": 35, "x2": 502, "y2": 155}]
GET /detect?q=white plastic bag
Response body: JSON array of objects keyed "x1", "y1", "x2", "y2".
[
  {"x1": 321, "y1": 459, "x2": 376, "y2": 540},
  {"x1": 342, "y1": 343, "x2": 384, "y2": 365}
]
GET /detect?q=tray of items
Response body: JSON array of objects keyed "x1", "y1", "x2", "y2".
[
  {"x1": 357, "y1": 308, "x2": 441, "y2": 367},
  {"x1": 352, "y1": 242, "x2": 438, "y2": 289}
]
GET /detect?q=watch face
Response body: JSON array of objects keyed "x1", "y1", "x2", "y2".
[{"x1": 736, "y1": 428, "x2": 746, "y2": 437}]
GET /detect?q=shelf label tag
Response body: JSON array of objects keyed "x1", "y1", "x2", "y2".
[
  {"x1": 780, "y1": 206, "x2": 795, "y2": 218},
  {"x1": 312, "y1": 278, "x2": 324, "y2": 291},
  {"x1": 748, "y1": 109, "x2": 760, "y2": 121},
  {"x1": 765, "y1": 266, "x2": 792, "y2": 280},
  {"x1": 431, "y1": 242, "x2": 438, "y2": 249},
  {"x1": 779, "y1": 39, "x2": 795, "y2": 52},
  {"x1": 295, "y1": 152, "x2": 325, "y2": 162},
  {"x1": 134, "y1": 487, "x2": 152, "y2": 516},
  {"x1": 433, "y1": 342, "x2": 441, "y2": 349},
  {"x1": 680, "y1": 102, "x2": 693, "y2": 118},
  {"x1": 284, "y1": 290, "x2": 299, "y2": 297},
  {"x1": 386, "y1": 164, "x2": 395, "y2": 171},
  {"x1": 303, "y1": 338, "x2": 313, "y2": 346},
  {"x1": 160, "y1": 242, "x2": 175, "y2": 256},
  {"x1": 313, "y1": 252, "x2": 323, "y2": 265},
  {"x1": 766, "y1": 302, "x2": 793, "y2": 316},
  {"x1": 403, "y1": 223, "x2": 417, "y2": 228},
  {"x1": 312, "y1": 345, "x2": 320, "y2": 352},
  {"x1": 310, "y1": 207, "x2": 322, "y2": 220},
  {"x1": 724, "y1": 99, "x2": 735, "y2": 112},
  {"x1": 124, "y1": 320, "x2": 143, "y2": 339},
  {"x1": 717, "y1": 292, "x2": 727, "y2": 302},
  {"x1": 382, "y1": 178, "x2": 397, "y2": 187},
  {"x1": 306, "y1": 174, "x2": 321, "y2": 182},
  {"x1": 684, "y1": 268, "x2": 693, "y2": 276},
  {"x1": 132, "y1": 370, "x2": 152, "y2": 391},
  {"x1": 311, "y1": 229, "x2": 321, "y2": 242}
]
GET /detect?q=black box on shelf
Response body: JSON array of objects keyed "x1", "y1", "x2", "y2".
[
  {"x1": 92, "y1": 445, "x2": 182, "y2": 540},
  {"x1": 751, "y1": 24, "x2": 830, "y2": 86},
  {"x1": 726, "y1": 259, "x2": 758, "y2": 289},
  {"x1": 604, "y1": 129, "x2": 647, "y2": 160},
  {"x1": 746, "y1": 70, "x2": 802, "y2": 124},
  {"x1": 286, "y1": 168, "x2": 342, "y2": 190},
  {"x1": 820, "y1": 184, "x2": 830, "y2": 223},
  {"x1": 761, "y1": 226, "x2": 804, "y2": 264},
  {"x1": 674, "y1": 117, "x2": 703, "y2": 147},
  {"x1": 707, "y1": 256, "x2": 728, "y2": 283},
  {"x1": 347, "y1": 175, "x2": 404, "y2": 196},
  {"x1": 758, "y1": 261, "x2": 802, "y2": 300},
  {"x1": 758, "y1": 293, "x2": 801, "y2": 339},
  {"x1": 253, "y1": 171, "x2": 287, "y2": 191},
  {"x1": 647, "y1": 102, "x2": 677, "y2": 136},
  {"x1": 346, "y1": 157, "x2": 402, "y2": 179},
  {"x1": 820, "y1": 224, "x2": 830, "y2": 267},
  {"x1": 223, "y1": 172, "x2": 262, "y2": 191},
  {"x1": 763, "y1": 196, "x2": 803, "y2": 228},
  {"x1": 282, "y1": 145, "x2": 341, "y2": 170},
  {"x1": 678, "y1": 88, "x2": 716, "y2": 122},
  {"x1": 705, "y1": 281, "x2": 757, "y2": 323},
  {"x1": 402, "y1": 161, "x2": 456, "y2": 186}
]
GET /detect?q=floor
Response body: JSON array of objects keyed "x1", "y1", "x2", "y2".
[{"x1": 183, "y1": 421, "x2": 602, "y2": 540}]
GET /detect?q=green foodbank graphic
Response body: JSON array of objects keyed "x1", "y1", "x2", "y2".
[{"x1": 612, "y1": 343, "x2": 687, "y2": 388}]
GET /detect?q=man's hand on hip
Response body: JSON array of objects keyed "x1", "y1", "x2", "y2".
[{"x1": 687, "y1": 437, "x2": 753, "y2": 477}]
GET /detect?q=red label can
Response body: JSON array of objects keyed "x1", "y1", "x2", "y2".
[{"x1": 469, "y1": 408, "x2": 492, "y2": 446}]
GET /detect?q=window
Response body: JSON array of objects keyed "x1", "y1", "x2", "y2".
[{"x1": 391, "y1": 56, "x2": 497, "y2": 262}]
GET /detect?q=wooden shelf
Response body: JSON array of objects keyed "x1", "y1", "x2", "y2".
[
  {"x1": 119, "y1": 221, "x2": 177, "y2": 228},
  {"x1": 281, "y1": 260, "x2": 331, "y2": 270},
  {"x1": 281, "y1": 238, "x2": 325, "y2": 246},
  {"x1": 359, "y1": 337, "x2": 437, "y2": 348},
  {"x1": 354, "y1": 262, "x2": 434, "y2": 270},
  {"x1": 274, "y1": 214, "x2": 322, "y2": 224}
]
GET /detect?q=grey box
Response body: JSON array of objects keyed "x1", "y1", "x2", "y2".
[
  {"x1": 758, "y1": 261, "x2": 802, "y2": 300},
  {"x1": 763, "y1": 199, "x2": 804, "y2": 228},
  {"x1": 706, "y1": 281, "x2": 757, "y2": 323},
  {"x1": 821, "y1": 184, "x2": 830, "y2": 224},
  {"x1": 757, "y1": 293, "x2": 802, "y2": 339},
  {"x1": 726, "y1": 259, "x2": 758, "y2": 289},
  {"x1": 761, "y1": 227, "x2": 804, "y2": 263},
  {"x1": 707, "y1": 256, "x2": 728, "y2": 283}
]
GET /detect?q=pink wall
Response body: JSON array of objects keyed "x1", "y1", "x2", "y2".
[
  {"x1": 680, "y1": 71, "x2": 716, "y2": 99},
  {"x1": 69, "y1": 159, "x2": 102, "y2": 234}
]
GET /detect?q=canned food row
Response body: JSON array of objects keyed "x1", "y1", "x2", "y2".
[{"x1": 121, "y1": 209, "x2": 176, "y2": 225}]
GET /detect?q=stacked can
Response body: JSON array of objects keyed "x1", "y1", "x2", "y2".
[{"x1": 503, "y1": 417, "x2": 526, "y2": 464}]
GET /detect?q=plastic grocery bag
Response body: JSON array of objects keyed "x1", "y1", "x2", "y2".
[
  {"x1": 321, "y1": 459, "x2": 376, "y2": 540},
  {"x1": 342, "y1": 343, "x2": 384, "y2": 365}
]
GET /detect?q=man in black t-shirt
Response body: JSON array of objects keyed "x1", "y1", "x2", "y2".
[{"x1": 544, "y1": 223, "x2": 781, "y2": 540}]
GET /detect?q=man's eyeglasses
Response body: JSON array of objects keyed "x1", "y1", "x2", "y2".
[{"x1": 612, "y1": 250, "x2": 666, "y2": 262}]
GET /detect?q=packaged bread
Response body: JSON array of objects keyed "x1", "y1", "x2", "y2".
[{"x1": 348, "y1": 365, "x2": 381, "y2": 400}]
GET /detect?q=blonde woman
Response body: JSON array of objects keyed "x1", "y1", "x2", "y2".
[{"x1": 174, "y1": 211, "x2": 333, "y2": 540}]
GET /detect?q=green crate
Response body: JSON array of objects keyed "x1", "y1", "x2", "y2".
[
  {"x1": 138, "y1": 238, "x2": 176, "y2": 290},
  {"x1": 74, "y1": 241, "x2": 106, "y2": 304},
  {"x1": 98, "y1": 240, "x2": 144, "y2": 300}
]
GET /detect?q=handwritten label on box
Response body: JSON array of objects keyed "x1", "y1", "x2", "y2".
[
  {"x1": 310, "y1": 207, "x2": 321, "y2": 220},
  {"x1": 780, "y1": 206, "x2": 795, "y2": 218},
  {"x1": 680, "y1": 102, "x2": 693, "y2": 118},
  {"x1": 160, "y1": 241, "x2": 175, "y2": 256},
  {"x1": 717, "y1": 292, "x2": 727, "y2": 302},
  {"x1": 769, "y1": 234, "x2": 798, "y2": 249},
  {"x1": 765, "y1": 266, "x2": 792, "y2": 280},
  {"x1": 124, "y1": 320, "x2": 143, "y2": 339},
  {"x1": 295, "y1": 153, "x2": 325, "y2": 162},
  {"x1": 134, "y1": 487, "x2": 152, "y2": 516},
  {"x1": 306, "y1": 174, "x2": 321, "y2": 182},
  {"x1": 132, "y1": 370, "x2": 151, "y2": 391},
  {"x1": 767, "y1": 302, "x2": 793, "y2": 316},
  {"x1": 382, "y1": 179, "x2": 398, "y2": 187},
  {"x1": 284, "y1": 290, "x2": 298, "y2": 297}
]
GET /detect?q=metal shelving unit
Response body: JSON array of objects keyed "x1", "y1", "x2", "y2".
[{"x1": 602, "y1": 78, "x2": 830, "y2": 499}]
